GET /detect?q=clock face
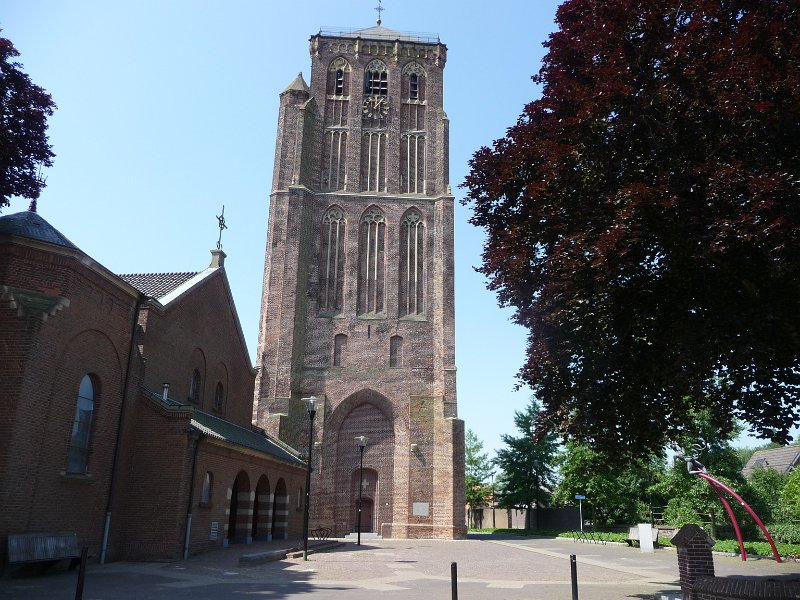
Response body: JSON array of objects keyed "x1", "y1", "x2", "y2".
[{"x1": 363, "y1": 96, "x2": 389, "y2": 119}]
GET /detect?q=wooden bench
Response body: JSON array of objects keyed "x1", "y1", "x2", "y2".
[
  {"x1": 8, "y1": 532, "x2": 81, "y2": 568},
  {"x1": 625, "y1": 526, "x2": 659, "y2": 547}
]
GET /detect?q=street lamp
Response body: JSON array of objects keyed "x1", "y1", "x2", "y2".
[
  {"x1": 301, "y1": 396, "x2": 318, "y2": 561},
  {"x1": 490, "y1": 471, "x2": 496, "y2": 529},
  {"x1": 356, "y1": 436, "x2": 367, "y2": 545}
]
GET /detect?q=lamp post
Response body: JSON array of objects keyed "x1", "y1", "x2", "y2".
[
  {"x1": 356, "y1": 436, "x2": 367, "y2": 545},
  {"x1": 490, "y1": 471, "x2": 496, "y2": 529},
  {"x1": 301, "y1": 396, "x2": 318, "y2": 561}
]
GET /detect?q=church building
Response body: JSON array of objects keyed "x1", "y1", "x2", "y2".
[{"x1": 254, "y1": 21, "x2": 466, "y2": 539}]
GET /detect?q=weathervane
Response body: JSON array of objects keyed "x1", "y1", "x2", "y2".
[
  {"x1": 375, "y1": 0, "x2": 384, "y2": 26},
  {"x1": 216, "y1": 205, "x2": 227, "y2": 250}
]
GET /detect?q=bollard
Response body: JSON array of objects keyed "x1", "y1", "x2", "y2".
[
  {"x1": 570, "y1": 554, "x2": 578, "y2": 600},
  {"x1": 451, "y1": 561, "x2": 458, "y2": 600},
  {"x1": 75, "y1": 546, "x2": 88, "y2": 600}
]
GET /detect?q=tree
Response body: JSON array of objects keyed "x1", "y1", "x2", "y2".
[
  {"x1": 0, "y1": 34, "x2": 55, "y2": 209},
  {"x1": 553, "y1": 442, "x2": 662, "y2": 526},
  {"x1": 464, "y1": 0, "x2": 800, "y2": 458},
  {"x1": 779, "y1": 468, "x2": 800, "y2": 521},
  {"x1": 493, "y1": 398, "x2": 558, "y2": 514},
  {"x1": 465, "y1": 429, "x2": 494, "y2": 525}
]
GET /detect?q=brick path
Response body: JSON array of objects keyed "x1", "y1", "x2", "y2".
[{"x1": 2, "y1": 534, "x2": 798, "y2": 599}]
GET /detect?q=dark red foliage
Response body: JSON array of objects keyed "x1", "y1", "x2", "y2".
[
  {"x1": 463, "y1": 0, "x2": 800, "y2": 458},
  {"x1": 0, "y1": 34, "x2": 55, "y2": 208}
]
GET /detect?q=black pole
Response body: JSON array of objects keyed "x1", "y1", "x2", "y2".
[
  {"x1": 451, "y1": 561, "x2": 458, "y2": 600},
  {"x1": 357, "y1": 443, "x2": 364, "y2": 545},
  {"x1": 75, "y1": 546, "x2": 88, "y2": 600},
  {"x1": 570, "y1": 554, "x2": 578, "y2": 600},
  {"x1": 302, "y1": 403, "x2": 316, "y2": 561}
]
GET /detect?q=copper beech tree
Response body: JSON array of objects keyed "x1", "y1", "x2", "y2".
[
  {"x1": 464, "y1": 0, "x2": 800, "y2": 458},
  {"x1": 0, "y1": 34, "x2": 55, "y2": 208}
]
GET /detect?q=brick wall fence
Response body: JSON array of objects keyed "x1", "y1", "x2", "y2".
[{"x1": 671, "y1": 523, "x2": 800, "y2": 599}]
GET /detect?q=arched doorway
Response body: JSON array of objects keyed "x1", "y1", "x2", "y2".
[
  {"x1": 271, "y1": 479, "x2": 289, "y2": 540},
  {"x1": 355, "y1": 498, "x2": 374, "y2": 533},
  {"x1": 351, "y1": 467, "x2": 378, "y2": 533},
  {"x1": 228, "y1": 470, "x2": 251, "y2": 544},
  {"x1": 253, "y1": 475, "x2": 271, "y2": 541}
]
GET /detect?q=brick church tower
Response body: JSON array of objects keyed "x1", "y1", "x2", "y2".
[{"x1": 254, "y1": 20, "x2": 466, "y2": 539}]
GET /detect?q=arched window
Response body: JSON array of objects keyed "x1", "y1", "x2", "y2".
[
  {"x1": 213, "y1": 382, "x2": 224, "y2": 413},
  {"x1": 327, "y1": 57, "x2": 351, "y2": 97},
  {"x1": 333, "y1": 334, "x2": 347, "y2": 366},
  {"x1": 66, "y1": 375, "x2": 95, "y2": 474},
  {"x1": 320, "y1": 207, "x2": 346, "y2": 312},
  {"x1": 402, "y1": 62, "x2": 425, "y2": 101},
  {"x1": 189, "y1": 369, "x2": 201, "y2": 403},
  {"x1": 364, "y1": 60, "x2": 388, "y2": 95},
  {"x1": 358, "y1": 207, "x2": 386, "y2": 315},
  {"x1": 201, "y1": 471, "x2": 213, "y2": 505},
  {"x1": 399, "y1": 210, "x2": 425, "y2": 316},
  {"x1": 390, "y1": 336, "x2": 403, "y2": 367}
]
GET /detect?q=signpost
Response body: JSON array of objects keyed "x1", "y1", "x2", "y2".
[{"x1": 574, "y1": 495, "x2": 585, "y2": 532}]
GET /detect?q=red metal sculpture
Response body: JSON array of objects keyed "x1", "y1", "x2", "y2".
[{"x1": 675, "y1": 447, "x2": 781, "y2": 562}]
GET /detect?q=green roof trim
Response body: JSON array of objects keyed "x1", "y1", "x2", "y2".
[{"x1": 141, "y1": 386, "x2": 304, "y2": 466}]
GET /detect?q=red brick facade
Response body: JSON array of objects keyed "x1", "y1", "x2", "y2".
[
  {"x1": 0, "y1": 214, "x2": 307, "y2": 565},
  {"x1": 254, "y1": 25, "x2": 466, "y2": 539}
]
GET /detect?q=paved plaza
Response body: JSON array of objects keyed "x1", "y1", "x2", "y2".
[{"x1": 2, "y1": 534, "x2": 799, "y2": 600}]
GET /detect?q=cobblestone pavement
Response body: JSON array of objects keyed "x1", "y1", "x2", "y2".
[{"x1": 2, "y1": 534, "x2": 799, "y2": 600}]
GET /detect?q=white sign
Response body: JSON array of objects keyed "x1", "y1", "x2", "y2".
[
  {"x1": 412, "y1": 502, "x2": 429, "y2": 517},
  {"x1": 210, "y1": 521, "x2": 219, "y2": 541},
  {"x1": 574, "y1": 494, "x2": 586, "y2": 500},
  {"x1": 637, "y1": 523, "x2": 654, "y2": 553}
]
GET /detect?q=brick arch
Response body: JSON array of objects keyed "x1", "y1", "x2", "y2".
[
  {"x1": 227, "y1": 470, "x2": 252, "y2": 544},
  {"x1": 253, "y1": 474, "x2": 271, "y2": 540},
  {"x1": 330, "y1": 390, "x2": 395, "y2": 536},
  {"x1": 271, "y1": 478, "x2": 289, "y2": 540}
]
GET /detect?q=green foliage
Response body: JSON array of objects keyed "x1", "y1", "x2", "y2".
[
  {"x1": 493, "y1": 398, "x2": 558, "y2": 510},
  {"x1": 779, "y1": 468, "x2": 800, "y2": 520},
  {"x1": 553, "y1": 442, "x2": 664, "y2": 526},
  {"x1": 745, "y1": 467, "x2": 786, "y2": 523},
  {"x1": 465, "y1": 428, "x2": 494, "y2": 509},
  {"x1": 463, "y1": 0, "x2": 800, "y2": 459},
  {"x1": 765, "y1": 522, "x2": 800, "y2": 545},
  {"x1": 0, "y1": 34, "x2": 55, "y2": 208}
]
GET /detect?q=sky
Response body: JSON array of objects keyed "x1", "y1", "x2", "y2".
[{"x1": 1, "y1": 0, "x2": 770, "y2": 458}]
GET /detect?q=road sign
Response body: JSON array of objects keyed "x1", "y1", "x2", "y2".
[{"x1": 575, "y1": 494, "x2": 585, "y2": 500}]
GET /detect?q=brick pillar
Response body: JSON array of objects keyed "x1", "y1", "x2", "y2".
[{"x1": 671, "y1": 524, "x2": 715, "y2": 600}]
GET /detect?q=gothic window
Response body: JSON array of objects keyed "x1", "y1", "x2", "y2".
[
  {"x1": 400, "y1": 63, "x2": 426, "y2": 193},
  {"x1": 358, "y1": 207, "x2": 386, "y2": 315},
  {"x1": 361, "y1": 132, "x2": 386, "y2": 192},
  {"x1": 401, "y1": 134, "x2": 426, "y2": 194},
  {"x1": 66, "y1": 374, "x2": 96, "y2": 474},
  {"x1": 189, "y1": 369, "x2": 201, "y2": 403},
  {"x1": 322, "y1": 130, "x2": 348, "y2": 191},
  {"x1": 213, "y1": 382, "x2": 224, "y2": 413},
  {"x1": 409, "y1": 73, "x2": 419, "y2": 100},
  {"x1": 333, "y1": 334, "x2": 347, "y2": 366},
  {"x1": 402, "y1": 62, "x2": 426, "y2": 101},
  {"x1": 364, "y1": 60, "x2": 388, "y2": 95},
  {"x1": 390, "y1": 336, "x2": 403, "y2": 367},
  {"x1": 399, "y1": 210, "x2": 425, "y2": 317},
  {"x1": 327, "y1": 57, "x2": 351, "y2": 97},
  {"x1": 319, "y1": 207, "x2": 346, "y2": 313}
]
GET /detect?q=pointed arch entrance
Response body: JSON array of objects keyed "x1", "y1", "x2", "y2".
[
  {"x1": 330, "y1": 389, "x2": 395, "y2": 536},
  {"x1": 227, "y1": 470, "x2": 252, "y2": 544},
  {"x1": 352, "y1": 467, "x2": 378, "y2": 533}
]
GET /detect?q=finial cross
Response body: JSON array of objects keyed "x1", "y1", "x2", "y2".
[
  {"x1": 216, "y1": 205, "x2": 228, "y2": 249},
  {"x1": 375, "y1": 0, "x2": 384, "y2": 25}
]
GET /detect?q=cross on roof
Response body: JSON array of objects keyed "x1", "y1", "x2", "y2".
[
  {"x1": 375, "y1": 0, "x2": 384, "y2": 25},
  {"x1": 216, "y1": 205, "x2": 227, "y2": 250}
]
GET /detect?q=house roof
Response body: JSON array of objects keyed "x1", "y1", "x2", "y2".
[
  {"x1": 144, "y1": 387, "x2": 305, "y2": 467},
  {"x1": 742, "y1": 446, "x2": 800, "y2": 477},
  {"x1": 0, "y1": 210, "x2": 79, "y2": 249},
  {"x1": 119, "y1": 272, "x2": 199, "y2": 299}
]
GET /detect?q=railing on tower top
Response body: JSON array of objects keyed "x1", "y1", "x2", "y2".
[{"x1": 318, "y1": 27, "x2": 440, "y2": 44}]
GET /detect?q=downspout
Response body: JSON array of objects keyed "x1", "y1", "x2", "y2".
[
  {"x1": 101, "y1": 293, "x2": 147, "y2": 564},
  {"x1": 183, "y1": 429, "x2": 203, "y2": 560}
]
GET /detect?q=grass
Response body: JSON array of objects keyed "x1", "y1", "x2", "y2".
[{"x1": 468, "y1": 527, "x2": 800, "y2": 558}]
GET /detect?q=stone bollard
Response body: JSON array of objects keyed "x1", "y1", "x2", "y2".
[{"x1": 670, "y1": 524, "x2": 715, "y2": 600}]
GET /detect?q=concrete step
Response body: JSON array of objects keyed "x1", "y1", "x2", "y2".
[{"x1": 342, "y1": 532, "x2": 381, "y2": 540}]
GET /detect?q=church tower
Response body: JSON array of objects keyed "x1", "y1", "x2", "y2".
[{"x1": 254, "y1": 20, "x2": 465, "y2": 539}]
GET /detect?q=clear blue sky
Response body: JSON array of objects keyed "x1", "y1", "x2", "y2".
[{"x1": 2, "y1": 1, "x2": 768, "y2": 456}]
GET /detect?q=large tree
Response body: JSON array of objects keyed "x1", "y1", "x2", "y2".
[
  {"x1": 0, "y1": 34, "x2": 55, "y2": 209},
  {"x1": 464, "y1": 0, "x2": 800, "y2": 458},
  {"x1": 493, "y1": 398, "x2": 558, "y2": 512},
  {"x1": 465, "y1": 429, "x2": 495, "y2": 512}
]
